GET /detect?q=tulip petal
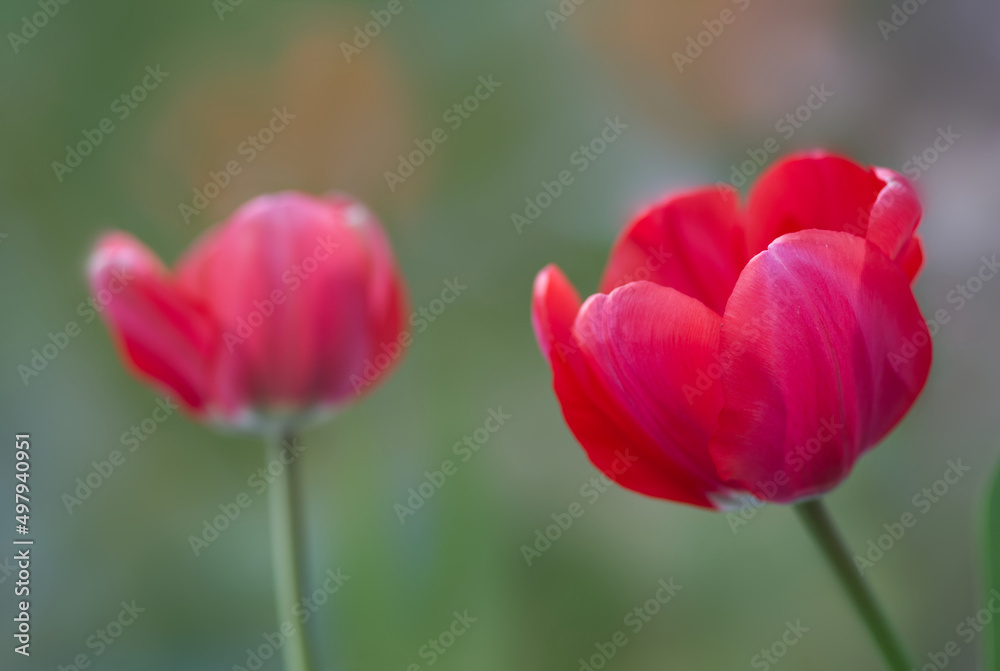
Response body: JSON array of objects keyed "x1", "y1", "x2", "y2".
[
  {"x1": 747, "y1": 154, "x2": 924, "y2": 280},
  {"x1": 867, "y1": 168, "x2": 923, "y2": 263},
  {"x1": 746, "y1": 152, "x2": 885, "y2": 255},
  {"x1": 89, "y1": 233, "x2": 217, "y2": 412},
  {"x1": 599, "y1": 186, "x2": 748, "y2": 315},
  {"x1": 333, "y1": 196, "x2": 409, "y2": 389},
  {"x1": 897, "y1": 235, "x2": 925, "y2": 283},
  {"x1": 179, "y1": 193, "x2": 373, "y2": 415},
  {"x1": 532, "y1": 264, "x2": 582, "y2": 367},
  {"x1": 533, "y1": 266, "x2": 732, "y2": 508},
  {"x1": 709, "y1": 230, "x2": 932, "y2": 502}
]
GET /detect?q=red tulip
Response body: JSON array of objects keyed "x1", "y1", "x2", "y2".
[
  {"x1": 89, "y1": 192, "x2": 408, "y2": 431},
  {"x1": 532, "y1": 152, "x2": 932, "y2": 507}
]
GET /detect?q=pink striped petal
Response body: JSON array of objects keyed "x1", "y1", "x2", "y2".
[
  {"x1": 89, "y1": 233, "x2": 217, "y2": 413},
  {"x1": 897, "y1": 235, "x2": 925, "y2": 283},
  {"x1": 178, "y1": 193, "x2": 372, "y2": 417},
  {"x1": 533, "y1": 266, "x2": 733, "y2": 508},
  {"x1": 709, "y1": 230, "x2": 932, "y2": 503},
  {"x1": 867, "y1": 168, "x2": 923, "y2": 264},
  {"x1": 332, "y1": 195, "x2": 410, "y2": 396}
]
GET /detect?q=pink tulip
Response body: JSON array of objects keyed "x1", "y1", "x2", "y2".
[
  {"x1": 532, "y1": 152, "x2": 932, "y2": 507},
  {"x1": 89, "y1": 191, "x2": 408, "y2": 431}
]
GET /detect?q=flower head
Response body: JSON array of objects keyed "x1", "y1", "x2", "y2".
[
  {"x1": 532, "y1": 152, "x2": 931, "y2": 507},
  {"x1": 89, "y1": 191, "x2": 408, "y2": 432}
]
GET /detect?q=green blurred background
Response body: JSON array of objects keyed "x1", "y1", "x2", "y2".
[{"x1": 2, "y1": 0, "x2": 1000, "y2": 668}]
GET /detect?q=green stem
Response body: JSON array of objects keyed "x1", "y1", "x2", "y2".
[
  {"x1": 267, "y1": 430, "x2": 313, "y2": 671},
  {"x1": 795, "y1": 499, "x2": 912, "y2": 671}
]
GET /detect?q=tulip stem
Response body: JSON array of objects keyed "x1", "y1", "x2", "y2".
[
  {"x1": 267, "y1": 430, "x2": 314, "y2": 671},
  {"x1": 794, "y1": 499, "x2": 912, "y2": 671}
]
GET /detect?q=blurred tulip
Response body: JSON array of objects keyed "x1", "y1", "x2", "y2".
[
  {"x1": 532, "y1": 151, "x2": 932, "y2": 507},
  {"x1": 89, "y1": 191, "x2": 408, "y2": 432}
]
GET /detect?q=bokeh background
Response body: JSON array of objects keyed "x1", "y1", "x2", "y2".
[{"x1": 2, "y1": 0, "x2": 1000, "y2": 669}]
